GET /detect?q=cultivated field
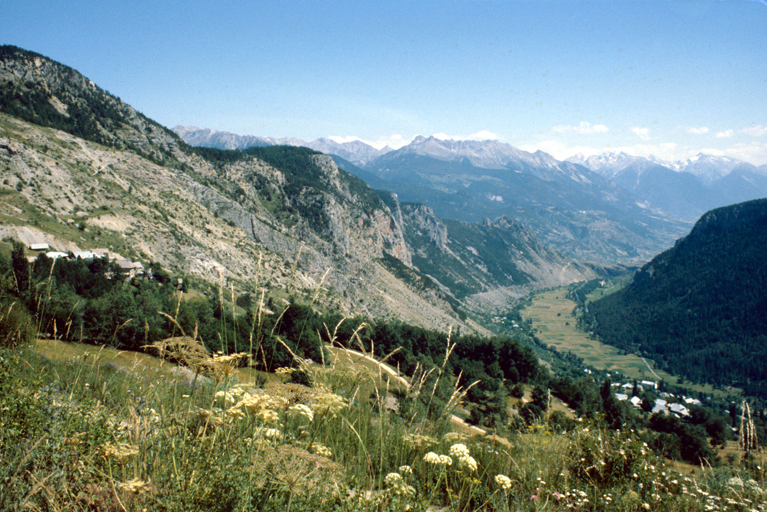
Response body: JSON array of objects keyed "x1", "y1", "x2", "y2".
[{"x1": 520, "y1": 288, "x2": 724, "y2": 396}]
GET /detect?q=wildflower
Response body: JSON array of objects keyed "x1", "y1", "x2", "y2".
[
  {"x1": 385, "y1": 472, "x2": 415, "y2": 497},
  {"x1": 385, "y1": 473, "x2": 403, "y2": 486},
  {"x1": 459, "y1": 455, "x2": 478, "y2": 472},
  {"x1": 120, "y1": 479, "x2": 149, "y2": 493},
  {"x1": 449, "y1": 443, "x2": 470, "y2": 459},
  {"x1": 424, "y1": 452, "x2": 452, "y2": 465},
  {"x1": 103, "y1": 442, "x2": 138, "y2": 462},
  {"x1": 287, "y1": 403, "x2": 314, "y2": 422},
  {"x1": 310, "y1": 393, "x2": 346, "y2": 416},
  {"x1": 495, "y1": 474, "x2": 513, "y2": 490},
  {"x1": 399, "y1": 465, "x2": 413, "y2": 474},
  {"x1": 256, "y1": 409, "x2": 279, "y2": 423},
  {"x1": 311, "y1": 443, "x2": 332, "y2": 457},
  {"x1": 262, "y1": 428, "x2": 282, "y2": 440}
]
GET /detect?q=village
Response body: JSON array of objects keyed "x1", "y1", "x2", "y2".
[
  {"x1": 611, "y1": 378, "x2": 704, "y2": 419},
  {"x1": 26, "y1": 242, "x2": 148, "y2": 280}
]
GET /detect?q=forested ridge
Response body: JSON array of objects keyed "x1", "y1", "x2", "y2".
[{"x1": 584, "y1": 199, "x2": 767, "y2": 396}]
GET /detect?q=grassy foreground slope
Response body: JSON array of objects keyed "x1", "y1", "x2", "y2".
[{"x1": 2, "y1": 335, "x2": 766, "y2": 511}]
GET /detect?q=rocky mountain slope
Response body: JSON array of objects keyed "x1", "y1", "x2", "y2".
[{"x1": 0, "y1": 45, "x2": 605, "y2": 330}]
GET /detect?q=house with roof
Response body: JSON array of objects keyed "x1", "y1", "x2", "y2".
[
  {"x1": 115, "y1": 259, "x2": 145, "y2": 278},
  {"x1": 652, "y1": 399, "x2": 668, "y2": 415},
  {"x1": 641, "y1": 380, "x2": 657, "y2": 389},
  {"x1": 668, "y1": 403, "x2": 690, "y2": 417}
]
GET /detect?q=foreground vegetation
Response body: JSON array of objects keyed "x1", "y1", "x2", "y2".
[
  {"x1": 2, "y1": 339, "x2": 767, "y2": 512},
  {"x1": 1, "y1": 242, "x2": 766, "y2": 510}
]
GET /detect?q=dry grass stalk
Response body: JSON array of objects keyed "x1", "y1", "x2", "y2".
[{"x1": 740, "y1": 400, "x2": 759, "y2": 452}]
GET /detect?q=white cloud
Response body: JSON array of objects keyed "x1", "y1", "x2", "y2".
[
  {"x1": 721, "y1": 141, "x2": 767, "y2": 166},
  {"x1": 631, "y1": 127, "x2": 651, "y2": 140},
  {"x1": 716, "y1": 130, "x2": 734, "y2": 138},
  {"x1": 432, "y1": 130, "x2": 500, "y2": 141},
  {"x1": 742, "y1": 125, "x2": 767, "y2": 137},
  {"x1": 686, "y1": 126, "x2": 709, "y2": 134},
  {"x1": 551, "y1": 121, "x2": 609, "y2": 134}
]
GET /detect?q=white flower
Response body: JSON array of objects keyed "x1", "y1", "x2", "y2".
[
  {"x1": 459, "y1": 455, "x2": 478, "y2": 472},
  {"x1": 287, "y1": 403, "x2": 314, "y2": 422},
  {"x1": 399, "y1": 465, "x2": 413, "y2": 474},
  {"x1": 385, "y1": 473, "x2": 403, "y2": 486},
  {"x1": 449, "y1": 443, "x2": 470, "y2": 459},
  {"x1": 424, "y1": 452, "x2": 452, "y2": 466},
  {"x1": 495, "y1": 474, "x2": 513, "y2": 490}
]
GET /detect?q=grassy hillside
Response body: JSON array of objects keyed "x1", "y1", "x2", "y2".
[{"x1": 2, "y1": 335, "x2": 766, "y2": 511}]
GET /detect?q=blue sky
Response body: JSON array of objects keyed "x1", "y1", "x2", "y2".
[{"x1": 3, "y1": 0, "x2": 767, "y2": 164}]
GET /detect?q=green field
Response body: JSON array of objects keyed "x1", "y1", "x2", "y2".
[{"x1": 521, "y1": 288, "x2": 724, "y2": 396}]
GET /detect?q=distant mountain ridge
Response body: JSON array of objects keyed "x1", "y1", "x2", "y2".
[
  {"x1": 173, "y1": 125, "x2": 387, "y2": 166},
  {"x1": 567, "y1": 152, "x2": 767, "y2": 221}
]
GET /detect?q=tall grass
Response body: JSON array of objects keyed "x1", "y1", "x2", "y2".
[{"x1": 1, "y1": 271, "x2": 766, "y2": 511}]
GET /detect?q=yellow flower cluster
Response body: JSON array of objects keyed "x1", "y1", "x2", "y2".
[
  {"x1": 103, "y1": 442, "x2": 138, "y2": 462},
  {"x1": 228, "y1": 393, "x2": 287, "y2": 418},
  {"x1": 288, "y1": 403, "x2": 314, "y2": 422},
  {"x1": 310, "y1": 392, "x2": 347, "y2": 416},
  {"x1": 257, "y1": 427, "x2": 282, "y2": 440},
  {"x1": 120, "y1": 479, "x2": 150, "y2": 493},
  {"x1": 310, "y1": 443, "x2": 333, "y2": 457}
]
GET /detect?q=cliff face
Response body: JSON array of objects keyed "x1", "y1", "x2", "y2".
[{"x1": 0, "y1": 45, "x2": 480, "y2": 332}]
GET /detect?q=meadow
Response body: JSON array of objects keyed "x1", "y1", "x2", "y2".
[{"x1": 520, "y1": 288, "x2": 723, "y2": 397}]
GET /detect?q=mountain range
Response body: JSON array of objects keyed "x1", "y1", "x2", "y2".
[
  {"x1": 0, "y1": 45, "x2": 615, "y2": 334},
  {"x1": 176, "y1": 127, "x2": 767, "y2": 259}
]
